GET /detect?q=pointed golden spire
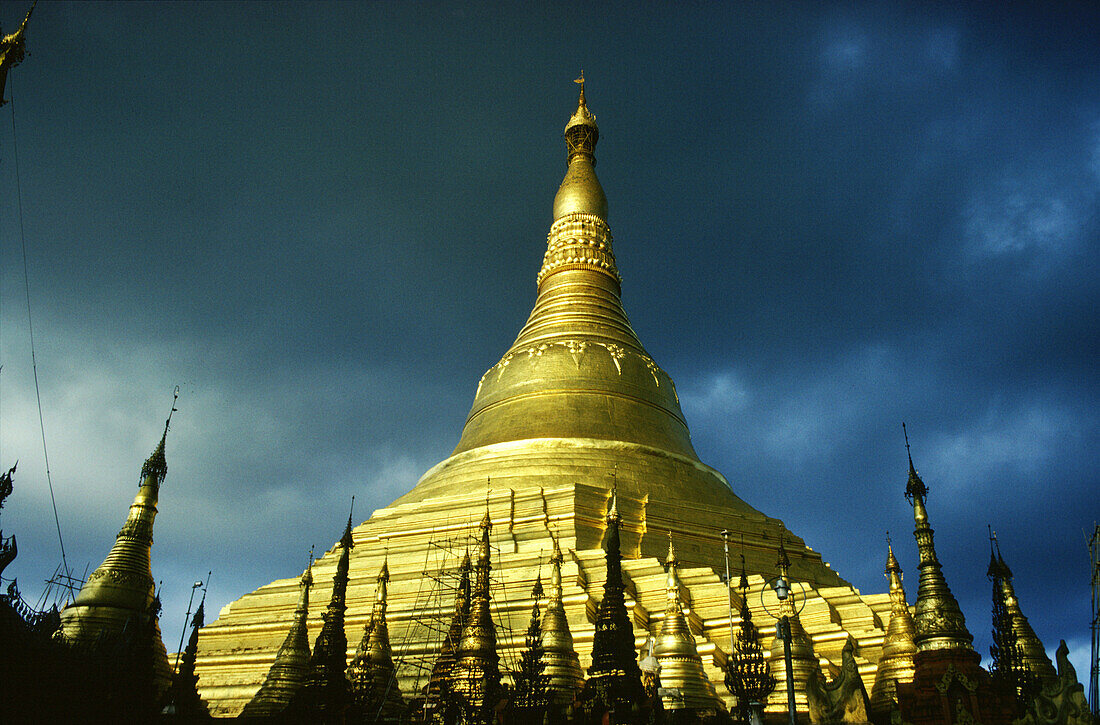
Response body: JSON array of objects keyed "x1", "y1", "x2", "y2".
[
  {"x1": 607, "y1": 481, "x2": 620, "y2": 524},
  {"x1": 57, "y1": 392, "x2": 179, "y2": 697},
  {"x1": 579, "y1": 486, "x2": 646, "y2": 714},
  {"x1": 654, "y1": 534, "x2": 719, "y2": 711},
  {"x1": 450, "y1": 511, "x2": 503, "y2": 716},
  {"x1": 563, "y1": 71, "x2": 599, "y2": 160},
  {"x1": 552, "y1": 73, "x2": 610, "y2": 234},
  {"x1": 870, "y1": 536, "x2": 917, "y2": 715},
  {"x1": 299, "y1": 503, "x2": 356, "y2": 715},
  {"x1": 241, "y1": 557, "x2": 314, "y2": 718},
  {"x1": 348, "y1": 556, "x2": 405, "y2": 720},
  {"x1": 423, "y1": 550, "x2": 473, "y2": 705},
  {"x1": 540, "y1": 533, "x2": 584, "y2": 706},
  {"x1": 989, "y1": 533, "x2": 1057, "y2": 688},
  {"x1": 902, "y1": 424, "x2": 974, "y2": 652}
]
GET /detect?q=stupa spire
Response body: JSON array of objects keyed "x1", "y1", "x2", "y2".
[
  {"x1": 57, "y1": 392, "x2": 179, "y2": 697},
  {"x1": 902, "y1": 424, "x2": 974, "y2": 652},
  {"x1": 422, "y1": 550, "x2": 473, "y2": 710},
  {"x1": 554, "y1": 71, "x2": 606, "y2": 221},
  {"x1": 348, "y1": 556, "x2": 405, "y2": 721},
  {"x1": 577, "y1": 487, "x2": 646, "y2": 720},
  {"x1": 449, "y1": 510, "x2": 503, "y2": 719},
  {"x1": 654, "y1": 534, "x2": 719, "y2": 711},
  {"x1": 511, "y1": 576, "x2": 550, "y2": 717},
  {"x1": 240, "y1": 557, "x2": 314, "y2": 718},
  {"x1": 169, "y1": 592, "x2": 210, "y2": 719},
  {"x1": 298, "y1": 502, "x2": 356, "y2": 717},
  {"x1": 870, "y1": 537, "x2": 917, "y2": 716},
  {"x1": 540, "y1": 533, "x2": 584, "y2": 707},
  {"x1": 988, "y1": 530, "x2": 1056, "y2": 690},
  {"x1": 438, "y1": 76, "x2": 715, "y2": 482}
]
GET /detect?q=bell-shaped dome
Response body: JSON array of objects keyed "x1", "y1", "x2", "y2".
[{"x1": 399, "y1": 78, "x2": 751, "y2": 512}]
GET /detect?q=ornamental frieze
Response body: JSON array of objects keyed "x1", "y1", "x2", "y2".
[{"x1": 476, "y1": 339, "x2": 671, "y2": 399}]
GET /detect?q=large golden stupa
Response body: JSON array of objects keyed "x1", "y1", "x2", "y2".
[{"x1": 192, "y1": 81, "x2": 894, "y2": 717}]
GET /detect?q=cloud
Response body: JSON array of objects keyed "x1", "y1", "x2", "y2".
[
  {"x1": 963, "y1": 175, "x2": 1088, "y2": 262},
  {"x1": 923, "y1": 401, "x2": 1080, "y2": 495},
  {"x1": 809, "y1": 17, "x2": 961, "y2": 106}
]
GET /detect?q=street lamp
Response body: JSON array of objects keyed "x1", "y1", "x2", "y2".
[
  {"x1": 174, "y1": 575, "x2": 208, "y2": 672},
  {"x1": 761, "y1": 542, "x2": 806, "y2": 725}
]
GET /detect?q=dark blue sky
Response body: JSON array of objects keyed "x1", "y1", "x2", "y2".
[{"x1": 0, "y1": 2, "x2": 1096, "y2": 674}]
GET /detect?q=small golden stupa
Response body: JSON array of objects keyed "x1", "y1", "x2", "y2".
[
  {"x1": 192, "y1": 79, "x2": 897, "y2": 717},
  {"x1": 56, "y1": 419, "x2": 174, "y2": 698}
]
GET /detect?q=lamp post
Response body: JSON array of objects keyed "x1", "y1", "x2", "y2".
[
  {"x1": 174, "y1": 577, "x2": 205, "y2": 672},
  {"x1": 761, "y1": 543, "x2": 805, "y2": 725}
]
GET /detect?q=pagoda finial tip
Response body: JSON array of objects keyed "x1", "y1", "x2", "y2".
[
  {"x1": 902, "y1": 423, "x2": 928, "y2": 503},
  {"x1": 341, "y1": 497, "x2": 355, "y2": 550}
]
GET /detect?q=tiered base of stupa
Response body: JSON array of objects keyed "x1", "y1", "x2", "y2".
[{"x1": 194, "y1": 469, "x2": 893, "y2": 718}]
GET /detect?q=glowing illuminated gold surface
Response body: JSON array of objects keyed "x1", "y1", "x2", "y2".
[{"x1": 191, "y1": 81, "x2": 894, "y2": 717}]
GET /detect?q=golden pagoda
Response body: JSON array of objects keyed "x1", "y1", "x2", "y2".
[
  {"x1": 903, "y1": 437, "x2": 973, "y2": 653},
  {"x1": 989, "y1": 540, "x2": 1057, "y2": 689},
  {"x1": 653, "y1": 535, "x2": 720, "y2": 712},
  {"x1": 57, "y1": 416, "x2": 174, "y2": 697},
  {"x1": 239, "y1": 561, "x2": 313, "y2": 718},
  {"x1": 448, "y1": 510, "x2": 503, "y2": 718},
  {"x1": 296, "y1": 509, "x2": 355, "y2": 718},
  {"x1": 192, "y1": 79, "x2": 897, "y2": 717},
  {"x1": 347, "y1": 557, "x2": 406, "y2": 721},
  {"x1": 540, "y1": 535, "x2": 584, "y2": 707},
  {"x1": 869, "y1": 542, "x2": 917, "y2": 717},
  {"x1": 420, "y1": 550, "x2": 472, "y2": 716},
  {"x1": 577, "y1": 487, "x2": 648, "y2": 720}
]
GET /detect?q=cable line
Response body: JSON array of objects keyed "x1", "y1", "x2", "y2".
[{"x1": 8, "y1": 79, "x2": 74, "y2": 596}]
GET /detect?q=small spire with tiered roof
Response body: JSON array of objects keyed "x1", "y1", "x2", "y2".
[
  {"x1": 423, "y1": 549, "x2": 473, "y2": 707},
  {"x1": 577, "y1": 483, "x2": 646, "y2": 719},
  {"x1": 903, "y1": 424, "x2": 974, "y2": 652},
  {"x1": 298, "y1": 501, "x2": 356, "y2": 716},
  {"x1": 870, "y1": 536, "x2": 918, "y2": 715},
  {"x1": 654, "y1": 533, "x2": 719, "y2": 711},
  {"x1": 240, "y1": 555, "x2": 313, "y2": 718},
  {"x1": 988, "y1": 529, "x2": 1055, "y2": 691},
  {"x1": 348, "y1": 556, "x2": 405, "y2": 721},
  {"x1": 449, "y1": 510, "x2": 503, "y2": 718},
  {"x1": 540, "y1": 533, "x2": 584, "y2": 706},
  {"x1": 725, "y1": 539, "x2": 775, "y2": 723},
  {"x1": 57, "y1": 391, "x2": 179, "y2": 697}
]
